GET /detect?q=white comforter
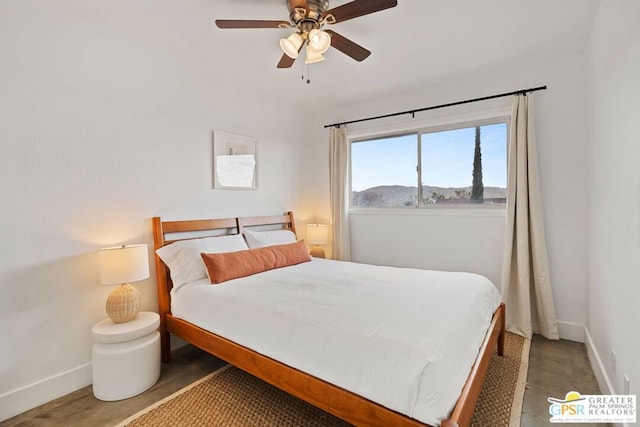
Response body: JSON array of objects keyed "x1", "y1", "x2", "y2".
[{"x1": 172, "y1": 258, "x2": 501, "y2": 426}]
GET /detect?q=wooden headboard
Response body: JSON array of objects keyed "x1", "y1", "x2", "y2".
[{"x1": 151, "y1": 212, "x2": 296, "y2": 357}]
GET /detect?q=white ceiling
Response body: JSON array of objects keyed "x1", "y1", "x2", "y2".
[{"x1": 208, "y1": 0, "x2": 601, "y2": 111}]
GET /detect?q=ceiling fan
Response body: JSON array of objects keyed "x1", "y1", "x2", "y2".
[{"x1": 215, "y1": 0, "x2": 398, "y2": 69}]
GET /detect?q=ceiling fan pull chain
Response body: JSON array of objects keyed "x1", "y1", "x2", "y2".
[{"x1": 307, "y1": 62, "x2": 311, "y2": 84}]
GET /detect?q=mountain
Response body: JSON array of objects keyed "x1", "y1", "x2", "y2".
[{"x1": 352, "y1": 185, "x2": 507, "y2": 208}]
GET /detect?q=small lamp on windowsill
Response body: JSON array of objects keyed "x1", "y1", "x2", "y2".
[
  {"x1": 98, "y1": 244, "x2": 150, "y2": 323},
  {"x1": 306, "y1": 224, "x2": 329, "y2": 259}
]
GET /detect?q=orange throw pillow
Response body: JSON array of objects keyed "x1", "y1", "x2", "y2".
[{"x1": 201, "y1": 240, "x2": 311, "y2": 284}]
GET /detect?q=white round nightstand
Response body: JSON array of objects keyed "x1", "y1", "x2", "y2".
[{"x1": 91, "y1": 311, "x2": 161, "y2": 401}]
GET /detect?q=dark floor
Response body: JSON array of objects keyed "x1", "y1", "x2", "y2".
[
  {"x1": 521, "y1": 335, "x2": 606, "y2": 427},
  {"x1": 2, "y1": 336, "x2": 603, "y2": 427}
]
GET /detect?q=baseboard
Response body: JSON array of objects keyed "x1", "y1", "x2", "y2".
[
  {"x1": 0, "y1": 362, "x2": 92, "y2": 422},
  {"x1": 584, "y1": 327, "x2": 615, "y2": 395},
  {"x1": 0, "y1": 334, "x2": 188, "y2": 422},
  {"x1": 583, "y1": 328, "x2": 632, "y2": 427},
  {"x1": 557, "y1": 320, "x2": 585, "y2": 342}
]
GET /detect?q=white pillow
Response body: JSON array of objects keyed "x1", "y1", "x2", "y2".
[
  {"x1": 243, "y1": 229, "x2": 297, "y2": 249},
  {"x1": 156, "y1": 234, "x2": 249, "y2": 289}
]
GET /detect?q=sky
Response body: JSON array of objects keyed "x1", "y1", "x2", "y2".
[{"x1": 351, "y1": 123, "x2": 507, "y2": 191}]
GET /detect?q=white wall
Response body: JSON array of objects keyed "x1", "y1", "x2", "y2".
[
  {"x1": 585, "y1": 0, "x2": 640, "y2": 397},
  {"x1": 4, "y1": 0, "x2": 629, "y2": 421},
  {"x1": 307, "y1": 53, "x2": 590, "y2": 342},
  {"x1": 0, "y1": 1, "x2": 311, "y2": 420}
]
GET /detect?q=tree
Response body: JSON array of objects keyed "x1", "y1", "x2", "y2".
[
  {"x1": 428, "y1": 191, "x2": 446, "y2": 204},
  {"x1": 471, "y1": 126, "x2": 484, "y2": 203},
  {"x1": 455, "y1": 189, "x2": 471, "y2": 199}
]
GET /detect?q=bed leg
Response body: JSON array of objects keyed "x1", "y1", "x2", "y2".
[
  {"x1": 497, "y1": 303, "x2": 506, "y2": 356},
  {"x1": 160, "y1": 330, "x2": 171, "y2": 363}
]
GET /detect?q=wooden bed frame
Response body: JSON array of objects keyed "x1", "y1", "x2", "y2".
[{"x1": 151, "y1": 212, "x2": 506, "y2": 427}]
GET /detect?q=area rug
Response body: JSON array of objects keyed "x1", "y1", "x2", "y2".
[
  {"x1": 472, "y1": 331, "x2": 530, "y2": 427},
  {"x1": 116, "y1": 332, "x2": 529, "y2": 427}
]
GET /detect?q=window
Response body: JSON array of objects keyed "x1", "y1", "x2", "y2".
[{"x1": 351, "y1": 121, "x2": 508, "y2": 208}]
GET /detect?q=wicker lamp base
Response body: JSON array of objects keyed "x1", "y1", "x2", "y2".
[
  {"x1": 309, "y1": 245, "x2": 325, "y2": 258},
  {"x1": 106, "y1": 283, "x2": 141, "y2": 323}
]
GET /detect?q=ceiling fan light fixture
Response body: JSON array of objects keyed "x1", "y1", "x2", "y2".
[
  {"x1": 308, "y1": 29, "x2": 331, "y2": 54},
  {"x1": 216, "y1": 0, "x2": 398, "y2": 70},
  {"x1": 280, "y1": 32, "x2": 303, "y2": 58},
  {"x1": 305, "y1": 44, "x2": 326, "y2": 64}
]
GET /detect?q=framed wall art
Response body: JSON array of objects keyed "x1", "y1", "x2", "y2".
[{"x1": 212, "y1": 130, "x2": 258, "y2": 190}]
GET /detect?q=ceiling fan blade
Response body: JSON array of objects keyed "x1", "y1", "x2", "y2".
[
  {"x1": 277, "y1": 53, "x2": 296, "y2": 69},
  {"x1": 215, "y1": 20, "x2": 291, "y2": 29},
  {"x1": 277, "y1": 40, "x2": 306, "y2": 69},
  {"x1": 325, "y1": 30, "x2": 371, "y2": 62},
  {"x1": 324, "y1": 0, "x2": 397, "y2": 24}
]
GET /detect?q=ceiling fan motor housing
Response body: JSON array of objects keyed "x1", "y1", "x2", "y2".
[{"x1": 289, "y1": 0, "x2": 329, "y2": 29}]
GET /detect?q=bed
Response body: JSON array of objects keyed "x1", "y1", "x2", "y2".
[{"x1": 152, "y1": 212, "x2": 505, "y2": 427}]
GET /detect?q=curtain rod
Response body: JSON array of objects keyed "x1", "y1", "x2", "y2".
[{"x1": 323, "y1": 85, "x2": 547, "y2": 129}]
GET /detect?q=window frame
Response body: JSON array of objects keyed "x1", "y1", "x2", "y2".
[{"x1": 348, "y1": 107, "x2": 511, "y2": 212}]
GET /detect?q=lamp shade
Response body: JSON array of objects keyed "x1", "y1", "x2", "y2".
[
  {"x1": 98, "y1": 244, "x2": 149, "y2": 286},
  {"x1": 305, "y1": 44, "x2": 325, "y2": 64},
  {"x1": 280, "y1": 32, "x2": 303, "y2": 59},
  {"x1": 309, "y1": 29, "x2": 331, "y2": 54},
  {"x1": 306, "y1": 224, "x2": 328, "y2": 245}
]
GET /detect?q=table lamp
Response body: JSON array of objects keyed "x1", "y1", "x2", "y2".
[
  {"x1": 98, "y1": 244, "x2": 149, "y2": 323},
  {"x1": 306, "y1": 224, "x2": 329, "y2": 258}
]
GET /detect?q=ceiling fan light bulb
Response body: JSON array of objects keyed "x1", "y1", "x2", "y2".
[
  {"x1": 280, "y1": 32, "x2": 303, "y2": 59},
  {"x1": 309, "y1": 29, "x2": 331, "y2": 54}
]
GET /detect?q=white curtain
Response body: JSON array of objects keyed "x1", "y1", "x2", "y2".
[
  {"x1": 500, "y1": 95, "x2": 559, "y2": 340},
  {"x1": 329, "y1": 126, "x2": 351, "y2": 261}
]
